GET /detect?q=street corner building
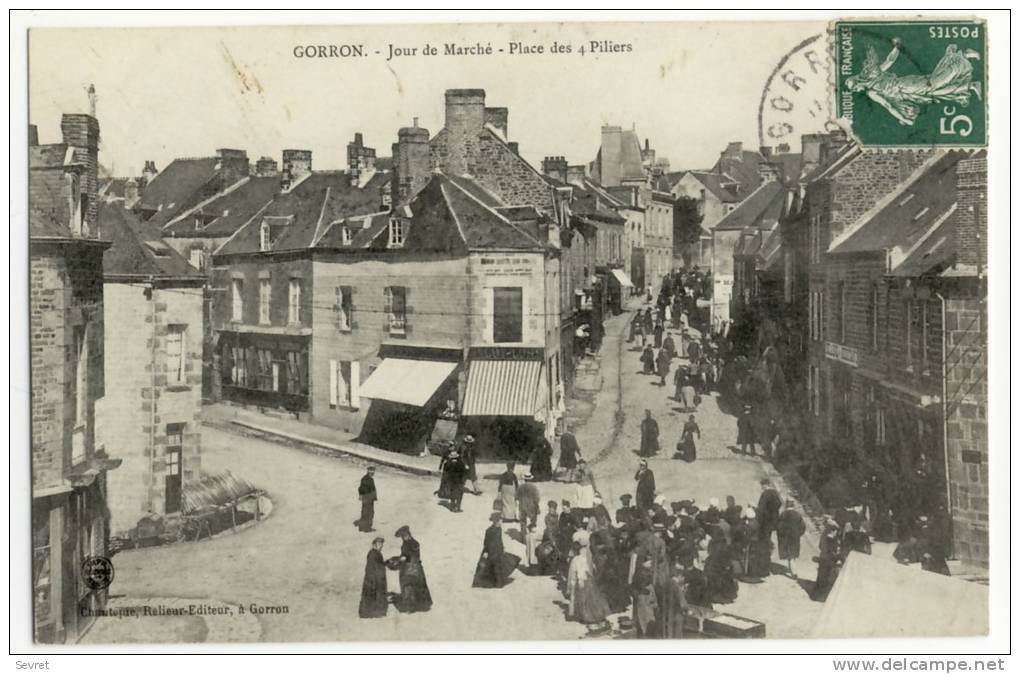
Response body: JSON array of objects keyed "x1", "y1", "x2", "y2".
[
  {"x1": 207, "y1": 89, "x2": 568, "y2": 460},
  {"x1": 29, "y1": 104, "x2": 122, "y2": 643},
  {"x1": 94, "y1": 200, "x2": 206, "y2": 538}
]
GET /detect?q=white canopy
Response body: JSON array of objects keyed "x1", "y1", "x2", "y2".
[
  {"x1": 812, "y1": 552, "x2": 988, "y2": 639},
  {"x1": 358, "y1": 358, "x2": 457, "y2": 407}
]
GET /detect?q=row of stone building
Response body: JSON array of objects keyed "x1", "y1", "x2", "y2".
[{"x1": 728, "y1": 131, "x2": 988, "y2": 570}]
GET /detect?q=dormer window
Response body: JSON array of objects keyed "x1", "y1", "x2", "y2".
[
  {"x1": 260, "y1": 222, "x2": 271, "y2": 251},
  {"x1": 342, "y1": 225, "x2": 354, "y2": 246},
  {"x1": 388, "y1": 217, "x2": 406, "y2": 248}
]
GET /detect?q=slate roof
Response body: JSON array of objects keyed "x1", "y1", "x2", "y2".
[
  {"x1": 684, "y1": 170, "x2": 741, "y2": 203},
  {"x1": 712, "y1": 148, "x2": 766, "y2": 199},
  {"x1": 99, "y1": 202, "x2": 204, "y2": 281},
  {"x1": 162, "y1": 176, "x2": 281, "y2": 238},
  {"x1": 890, "y1": 213, "x2": 957, "y2": 277},
  {"x1": 135, "y1": 157, "x2": 219, "y2": 221},
  {"x1": 829, "y1": 152, "x2": 961, "y2": 256},
  {"x1": 217, "y1": 172, "x2": 384, "y2": 255},
  {"x1": 714, "y1": 181, "x2": 785, "y2": 231}
]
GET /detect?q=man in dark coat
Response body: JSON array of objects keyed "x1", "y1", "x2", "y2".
[
  {"x1": 529, "y1": 436, "x2": 553, "y2": 482},
  {"x1": 616, "y1": 494, "x2": 638, "y2": 527},
  {"x1": 662, "y1": 332, "x2": 677, "y2": 360},
  {"x1": 776, "y1": 499, "x2": 807, "y2": 577},
  {"x1": 653, "y1": 322, "x2": 664, "y2": 349},
  {"x1": 642, "y1": 307, "x2": 654, "y2": 334},
  {"x1": 558, "y1": 428, "x2": 580, "y2": 480},
  {"x1": 756, "y1": 479, "x2": 783, "y2": 544},
  {"x1": 655, "y1": 348, "x2": 671, "y2": 386},
  {"x1": 737, "y1": 405, "x2": 756, "y2": 455},
  {"x1": 474, "y1": 513, "x2": 512, "y2": 588},
  {"x1": 640, "y1": 344, "x2": 655, "y2": 375},
  {"x1": 357, "y1": 467, "x2": 377, "y2": 532},
  {"x1": 442, "y1": 449, "x2": 468, "y2": 512},
  {"x1": 723, "y1": 495, "x2": 743, "y2": 528},
  {"x1": 639, "y1": 409, "x2": 660, "y2": 457},
  {"x1": 635, "y1": 460, "x2": 657, "y2": 512},
  {"x1": 461, "y1": 435, "x2": 480, "y2": 495},
  {"x1": 359, "y1": 537, "x2": 388, "y2": 618}
]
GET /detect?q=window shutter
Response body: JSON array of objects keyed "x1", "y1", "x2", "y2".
[
  {"x1": 329, "y1": 360, "x2": 338, "y2": 407},
  {"x1": 350, "y1": 361, "x2": 360, "y2": 410},
  {"x1": 403, "y1": 287, "x2": 412, "y2": 315},
  {"x1": 335, "y1": 287, "x2": 342, "y2": 330},
  {"x1": 383, "y1": 287, "x2": 391, "y2": 331}
]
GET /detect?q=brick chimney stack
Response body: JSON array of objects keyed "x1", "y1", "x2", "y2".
[
  {"x1": 215, "y1": 148, "x2": 250, "y2": 186},
  {"x1": 953, "y1": 153, "x2": 987, "y2": 271},
  {"x1": 255, "y1": 156, "x2": 278, "y2": 177},
  {"x1": 542, "y1": 156, "x2": 568, "y2": 183},
  {"x1": 142, "y1": 160, "x2": 158, "y2": 186},
  {"x1": 599, "y1": 125, "x2": 623, "y2": 186},
  {"x1": 392, "y1": 118, "x2": 431, "y2": 204},
  {"x1": 60, "y1": 112, "x2": 100, "y2": 236},
  {"x1": 281, "y1": 149, "x2": 312, "y2": 191}
]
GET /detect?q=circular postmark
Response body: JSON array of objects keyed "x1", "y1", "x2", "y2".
[
  {"x1": 758, "y1": 33, "x2": 840, "y2": 152},
  {"x1": 81, "y1": 555, "x2": 115, "y2": 591}
]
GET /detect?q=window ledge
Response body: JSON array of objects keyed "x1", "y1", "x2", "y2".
[
  {"x1": 165, "y1": 385, "x2": 192, "y2": 393},
  {"x1": 338, "y1": 327, "x2": 353, "y2": 334}
]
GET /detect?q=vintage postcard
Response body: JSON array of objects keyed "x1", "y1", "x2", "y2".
[{"x1": 20, "y1": 15, "x2": 998, "y2": 647}]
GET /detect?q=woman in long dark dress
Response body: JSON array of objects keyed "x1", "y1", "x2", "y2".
[
  {"x1": 529, "y1": 436, "x2": 553, "y2": 482},
  {"x1": 359, "y1": 537, "x2": 389, "y2": 618},
  {"x1": 677, "y1": 415, "x2": 700, "y2": 462},
  {"x1": 394, "y1": 526, "x2": 432, "y2": 612}
]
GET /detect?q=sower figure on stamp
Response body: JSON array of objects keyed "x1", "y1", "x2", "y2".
[{"x1": 357, "y1": 466, "x2": 377, "y2": 532}]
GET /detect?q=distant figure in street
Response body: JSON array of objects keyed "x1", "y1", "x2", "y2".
[
  {"x1": 640, "y1": 409, "x2": 660, "y2": 458},
  {"x1": 567, "y1": 539, "x2": 611, "y2": 628},
  {"x1": 461, "y1": 435, "x2": 480, "y2": 495},
  {"x1": 842, "y1": 519, "x2": 872, "y2": 558},
  {"x1": 558, "y1": 427, "x2": 581, "y2": 482},
  {"x1": 677, "y1": 415, "x2": 701, "y2": 462},
  {"x1": 653, "y1": 322, "x2": 664, "y2": 349},
  {"x1": 737, "y1": 405, "x2": 757, "y2": 455},
  {"x1": 662, "y1": 332, "x2": 677, "y2": 360},
  {"x1": 673, "y1": 365, "x2": 687, "y2": 403},
  {"x1": 574, "y1": 458, "x2": 597, "y2": 508},
  {"x1": 635, "y1": 460, "x2": 657, "y2": 512},
  {"x1": 687, "y1": 337, "x2": 702, "y2": 362},
  {"x1": 442, "y1": 449, "x2": 467, "y2": 512},
  {"x1": 474, "y1": 513, "x2": 514, "y2": 588},
  {"x1": 517, "y1": 480, "x2": 541, "y2": 529},
  {"x1": 616, "y1": 494, "x2": 638, "y2": 528},
  {"x1": 394, "y1": 525, "x2": 432, "y2": 612},
  {"x1": 724, "y1": 495, "x2": 743, "y2": 528},
  {"x1": 655, "y1": 348, "x2": 671, "y2": 386},
  {"x1": 629, "y1": 313, "x2": 642, "y2": 343},
  {"x1": 528, "y1": 435, "x2": 553, "y2": 482},
  {"x1": 640, "y1": 344, "x2": 655, "y2": 375},
  {"x1": 358, "y1": 537, "x2": 388, "y2": 618},
  {"x1": 498, "y1": 463, "x2": 519, "y2": 522},
  {"x1": 680, "y1": 373, "x2": 698, "y2": 411},
  {"x1": 776, "y1": 499, "x2": 807, "y2": 577},
  {"x1": 812, "y1": 526, "x2": 842, "y2": 601},
  {"x1": 357, "y1": 467, "x2": 377, "y2": 532},
  {"x1": 757, "y1": 479, "x2": 783, "y2": 548},
  {"x1": 661, "y1": 562, "x2": 690, "y2": 638},
  {"x1": 643, "y1": 307, "x2": 654, "y2": 334}
]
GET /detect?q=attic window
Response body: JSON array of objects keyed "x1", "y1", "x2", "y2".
[
  {"x1": 388, "y1": 217, "x2": 405, "y2": 248},
  {"x1": 260, "y1": 222, "x2": 271, "y2": 251},
  {"x1": 342, "y1": 225, "x2": 354, "y2": 246},
  {"x1": 144, "y1": 241, "x2": 172, "y2": 257}
]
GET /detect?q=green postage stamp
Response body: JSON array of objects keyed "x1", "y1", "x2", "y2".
[{"x1": 834, "y1": 18, "x2": 987, "y2": 147}]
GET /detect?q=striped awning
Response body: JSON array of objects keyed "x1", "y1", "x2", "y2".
[{"x1": 462, "y1": 359, "x2": 543, "y2": 416}]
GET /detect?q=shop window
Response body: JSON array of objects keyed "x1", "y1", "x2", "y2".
[{"x1": 493, "y1": 287, "x2": 523, "y2": 343}]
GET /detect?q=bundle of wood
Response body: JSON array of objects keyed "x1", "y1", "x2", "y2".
[{"x1": 182, "y1": 471, "x2": 260, "y2": 514}]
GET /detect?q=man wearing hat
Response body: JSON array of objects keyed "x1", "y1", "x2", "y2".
[
  {"x1": 616, "y1": 495, "x2": 637, "y2": 528},
  {"x1": 442, "y1": 447, "x2": 468, "y2": 512},
  {"x1": 461, "y1": 435, "x2": 480, "y2": 495},
  {"x1": 756, "y1": 479, "x2": 783, "y2": 550},
  {"x1": 474, "y1": 513, "x2": 511, "y2": 588},
  {"x1": 737, "y1": 405, "x2": 756, "y2": 455}
]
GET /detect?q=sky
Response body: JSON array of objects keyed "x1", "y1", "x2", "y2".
[{"x1": 28, "y1": 20, "x2": 833, "y2": 177}]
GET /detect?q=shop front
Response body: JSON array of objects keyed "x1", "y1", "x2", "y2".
[
  {"x1": 460, "y1": 347, "x2": 548, "y2": 462},
  {"x1": 357, "y1": 344, "x2": 462, "y2": 455},
  {"x1": 218, "y1": 330, "x2": 310, "y2": 412}
]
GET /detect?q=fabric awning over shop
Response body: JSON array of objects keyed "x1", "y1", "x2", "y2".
[
  {"x1": 609, "y1": 269, "x2": 635, "y2": 288},
  {"x1": 358, "y1": 358, "x2": 457, "y2": 407},
  {"x1": 812, "y1": 552, "x2": 988, "y2": 639},
  {"x1": 462, "y1": 359, "x2": 543, "y2": 416}
]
